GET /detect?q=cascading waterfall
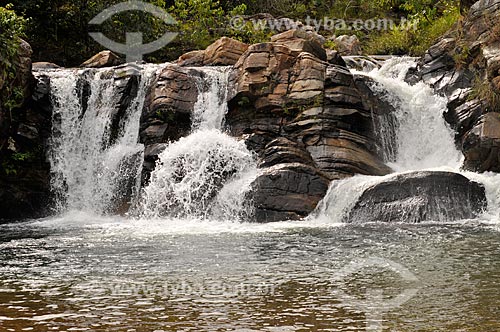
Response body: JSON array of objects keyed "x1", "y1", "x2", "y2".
[
  {"x1": 47, "y1": 64, "x2": 160, "y2": 215},
  {"x1": 315, "y1": 57, "x2": 499, "y2": 223},
  {"x1": 362, "y1": 57, "x2": 462, "y2": 171},
  {"x1": 139, "y1": 67, "x2": 258, "y2": 220},
  {"x1": 42, "y1": 58, "x2": 499, "y2": 224}
]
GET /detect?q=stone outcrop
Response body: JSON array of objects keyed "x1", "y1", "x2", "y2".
[
  {"x1": 462, "y1": 112, "x2": 500, "y2": 171},
  {"x1": 346, "y1": 171, "x2": 487, "y2": 223},
  {"x1": 270, "y1": 29, "x2": 327, "y2": 61},
  {"x1": 0, "y1": 39, "x2": 53, "y2": 221},
  {"x1": 177, "y1": 37, "x2": 249, "y2": 66},
  {"x1": 410, "y1": 0, "x2": 500, "y2": 172},
  {"x1": 248, "y1": 163, "x2": 330, "y2": 222},
  {"x1": 80, "y1": 50, "x2": 124, "y2": 68},
  {"x1": 32, "y1": 62, "x2": 60, "y2": 70},
  {"x1": 226, "y1": 29, "x2": 392, "y2": 221},
  {"x1": 333, "y1": 35, "x2": 362, "y2": 56},
  {"x1": 140, "y1": 65, "x2": 198, "y2": 147}
]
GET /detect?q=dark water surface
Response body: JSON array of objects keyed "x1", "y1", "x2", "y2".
[{"x1": 0, "y1": 217, "x2": 499, "y2": 331}]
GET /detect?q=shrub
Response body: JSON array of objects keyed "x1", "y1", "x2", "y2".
[
  {"x1": 0, "y1": 4, "x2": 28, "y2": 111},
  {"x1": 364, "y1": 4, "x2": 461, "y2": 56}
]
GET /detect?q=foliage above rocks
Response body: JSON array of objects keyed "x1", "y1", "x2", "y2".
[
  {"x1": 2, "y1": 0, "x2": 474, "y2": 66},
  {"x1": 0, "y1": 5, "x2": 28, "y2": 111}
]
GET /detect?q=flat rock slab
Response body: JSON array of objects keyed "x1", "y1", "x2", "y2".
[{"x1": 346, "y1": 171, "x2": 487, "y2": 223}]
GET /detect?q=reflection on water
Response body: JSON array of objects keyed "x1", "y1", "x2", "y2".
[{"x1": 0, "y1": 218, "x2": 499, "y2": 331}]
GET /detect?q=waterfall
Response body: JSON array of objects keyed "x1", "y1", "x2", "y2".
[
  {"x1": 139, "y1": 67, "x2": 258, "y2": 220},
  {"x1": 192, "y1": 67, "x2": 231, "y2": 130},
  {"x1": 46, "y1": 64, "x2": 160, "y2": 215},
  {"x1": 360, "y1": 57, "x2": 462, "y2": 171},
  {"x1": 314, "y1": 57, "x2": 492, "y2": 223}
]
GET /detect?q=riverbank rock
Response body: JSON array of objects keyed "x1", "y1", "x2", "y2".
[
  {"x1": 346, "y1": 171, "x2": 487, "y2": 223},
  {"x1": 80, "y1": 50, "x2": 124, "y2": 68},
  {"x1": 249, "y1": 163, "x2": 330, "y2": 222},
  {"x1": 0, "y1": 39, "x2": 53, "y2": 221},
  {"x1": 411, "y1": 0, "x2": 500, "y2": 172},
  {"x1": 462, "y1": 112, "x2": 500, "y2": 172},
  {"x1": 224, "y1": 29, "x2": 392, "y2": 221},
  {"x1": 177, "y1": 37, "x2": 249, "y2": 66}
]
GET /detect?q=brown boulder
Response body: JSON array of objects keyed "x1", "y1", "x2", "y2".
[
  {"x1": 463, "y1": 112, "x2": 500, "y2": 172},
  {"x1": 270, "y1": 29, "x2": 327, "y2": 61},
  {"x1": 177, "y1": 37, "x2": 249, "y2": 66},
  {"x1": 140, "y1": 65, "x2": 198, "y2": 146},
  {"x1": 80, "y1": 50, "x2": 124, "y2": 68},
  {"x1": 32, "y1": 62, "x2": 60, "y2": 70},
  {"x1": 249, "y1": 163, "x2": 330, "y2": 222},
  {"x1": 334, "y1": 35, "x2": 362, "y2": 56}
]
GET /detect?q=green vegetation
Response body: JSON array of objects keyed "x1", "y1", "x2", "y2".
[
  {"x1": 0, "y1": 4, "x2": 27, "y2": 111},
  {"x1": 469, "y1": 77, "x2": 500, "y2": 112},
  {"x1": 1, "y1": 0, "x2": 468, "y2": 65},
  {"x1": 365, "y1": 1, "x2": 461, "y2": 55},
  {"x1": 1, "y1": 150, "x2": 36, "y2": 176}
]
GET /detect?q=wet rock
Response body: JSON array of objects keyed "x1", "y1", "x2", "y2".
[
  {"x1": 354, "y1": 75, "x2": 399, "y2": 162},
  {"x1": 141, "y1": 143, "x2": 168, "y2": 185},
  {"x1": 249, "y1": 163, "x2": 330, "y2": 223},
  {"x1": 177, "y1": 37, "x2": 249, "y2": 66},
  {"x1": 140, "y1": 65, "x2": 199, "y2": 145},
  {"x1": 80, "y1": 50, "x2": 124, "y2": 68},
  {"x1": 0, "y1": 38, "x2": 53, "y2": 221},
  {"x1": 258, "y1": 138, "x2": 315, "y2": 168},
  {"x1": 347, "y1": 171, "x2": 487, "y2": 223},
  {"x1": 462, "y1": 112, "x2": 500, "y2": 172},
  {"x1": 0, "y1": 169, "x2": 51, "y2": 221}
]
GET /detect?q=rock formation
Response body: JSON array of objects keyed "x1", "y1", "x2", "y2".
[
  {"x1": 136, "y1": 33, "x2": 394, "y2": 222},
  {"x1": 225, "y1": 30, "x2": 391, "y2": 221},
  {"x1": 347, "y1": 171, "x2": 487, "y2": 223},
  {"x1": 177, "y1": 37, "x2": 249, "y2": 66},
  {"x1": 80, "y1": 50, "x2": 124, "y2": 68},
  {"x1": 0, "y1": 39, "x2": 52, "y2": 221}
]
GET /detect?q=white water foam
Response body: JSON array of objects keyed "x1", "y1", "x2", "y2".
[
  {"x1": 139, "y1": 67, "x2": 259, "y2": 221},
  {"x1": 139, "y1": 129, "x2": 257, "y2": 219},
  {"x1": 47, "y1": 64, "x2": 161, "y2": 215},
  {"x1": 192, "y1": 67, "x2": 232, "y2": 130},
  {"x1": 357, "y1": 57, "x2": 463, "y2": 171}
]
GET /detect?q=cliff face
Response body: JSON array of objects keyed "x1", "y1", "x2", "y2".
[
  {"x1": 409, "y1": 0, "x2": 500, "y2": 172},
  {"x1": 0, "y1": 39, "x2": 52, "y2": 221}
]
